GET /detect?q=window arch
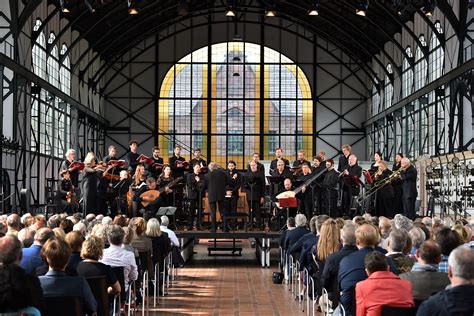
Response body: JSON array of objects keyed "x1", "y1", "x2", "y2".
[
  {"x1": 429, "y1": 21, "x2": 444, "y2": 82},
  {"x1": 383, "y1": 64, "x2": 394, "y2": 109},
  {"x1": 402, "y1": 46, "x2": 414, "y2": 98},
  {"x1": 414, "y1": 35, "x2": 427, "y2": 91},
  {"x1": 47, "y1": 32, "x2": 60, "y2": 88},
  {"x1": 60, "y1": 43, "x2": 71, "y2": 94},
  {"x1": 158, "y1": 42, "x2": 313, "y2": 167},
  {"x1": 32, "y1": 19, "x2": 46, "y2": 80}
]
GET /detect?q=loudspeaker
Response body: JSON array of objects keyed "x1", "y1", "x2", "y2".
[{"x1": 20, "y1": 189, "x2": 30, "y2": 214}]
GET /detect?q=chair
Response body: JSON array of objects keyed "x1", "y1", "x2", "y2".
[
  {"x1": 43, "y1": 296, "x2": 83, "y2": 316},
  {"x1": 85, "y1": 276, "x2": 109, "y2": 316},
  {"x1": 138, "y1": 251, "x2": 153, "y2": 277},
  {"x1": 111, "y1": 266, "x2": 136, "y2": 316},
  {"x1": 381, "y1": 305, "x2": 418, "y2": 316}
]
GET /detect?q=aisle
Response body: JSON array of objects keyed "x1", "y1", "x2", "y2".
[{"x1": 146, "y1": 240, "x2": 304, "y2": 316}]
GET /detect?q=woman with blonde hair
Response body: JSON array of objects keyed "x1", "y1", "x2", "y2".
[{"x1": 130, "y1": 217, "x2": 152, "y2": 255}]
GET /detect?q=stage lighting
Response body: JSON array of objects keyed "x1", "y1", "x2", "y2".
[
  {"x1": 60, "y1": 0, "x2": 72, "y2": 13},
  {"x1": 128, "y1": 0, "x2": 139, "y2": 15},
  {"x1": 422, "y1": 0, "x2": 436, "y2": 16},
  {"x1": 355, "y1": 0, "x2": 369, "y2": 16},
  {"x1": 308, "y1": 1, "x2": 319, "y2": 16}
]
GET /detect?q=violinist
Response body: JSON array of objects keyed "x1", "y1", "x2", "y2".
[
  {"x1": 60, "y1": 149, "x2": 81, "y2": 197},
  {"x1": 82, "y1": 152, "x2": 108, "y2": 215},
  {"x1": 56, "y1": 170, "x2": 76, "y2": 214},
  {"x1": 130, "y1": 163, "x2": 148, "y2": 217},
  {"x1": 374, "y1": 160, "x2": 394, "y2": 218},
  {"x1": 116, "y1": 170, "x2": 132, "y2": 215}
]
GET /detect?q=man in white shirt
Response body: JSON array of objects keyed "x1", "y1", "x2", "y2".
[
  {"x1": 100, "y1": 225, "x2": 138, "y2": 288},
  {"x1": 160, "y1": 216, "x2": 180, "y2": 247}
]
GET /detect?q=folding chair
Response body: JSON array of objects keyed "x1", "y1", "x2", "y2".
[
  {"x1": 44, "y1": 296, "x2": 83, "y2": 316},
  {"x1": 85, "y1": 276, "x2": 109, "y2": 316}
]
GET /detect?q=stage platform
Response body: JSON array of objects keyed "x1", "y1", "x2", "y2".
[{"x1": 176, "y1": 230, "x2": 281, "y2": 268}]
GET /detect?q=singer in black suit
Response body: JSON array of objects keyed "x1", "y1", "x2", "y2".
[
  {"x1": 205, "y1": 163, "x2": 228, "y2": 232},
  {"x1": 225, "y1": 161, "x2": 241, "y2": 217},
  {"x1": 337, "y1": 144, "x2": 351, "y2": 172},
  {"x1": 392, "y1": 153, "x2": 404, "y2": 214},
  {"x1": 243, "y1": 161, "x2": 266, "y2": 229},
  {"x1": 186, "y1": 163, "x2": 205, "y2": 230},
  {"x1": 373, "y1": 161, "x2": 395, "y2": 218},
  {"x1": 295, "y1": 162, "x2": 314, "y2": 220},
  {"x1": 340, "y1": 154, "x2": 362, "y2": 217},
  {"x1": 271, "y1": 159, "x2": 294, "y2": 193},
  {"x1": 269, "y1": 148, "x2": 290, "y2": 172},
  {"x1": 322, "y1": 160, "x2": 339, "y2": 217},
  {"x1": 400, "y1": 157, "x2": 417, "y2": 219},
  {"x1": 125, "y1": 140, "x2": 141, "y2": 172}
]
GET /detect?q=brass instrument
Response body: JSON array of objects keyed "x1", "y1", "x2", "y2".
[{"x1": 356, "y1": 167, "x2": 403, "y2": 204}]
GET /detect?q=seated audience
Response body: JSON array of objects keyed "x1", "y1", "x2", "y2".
[
  {"x1": 100, "y1": 225, "x2": 138, "y2": 289},
  {"x1": 146, "y1": 218, "x2": 171, "y2": 271},
  {"x1": 408, "y1": 226, "x2": 426, "y2": 257},
  {"x1": 355, "y1": 251, "x2": 414, "y2": 316},
  {"x1": 6, "y1": 213, "x2": 21, "y2": 236},
  {"x1": 299, "y1": 215, "x2": 329, "y2": 270},
  {"x1": 435, "y1": 227, "x2": 462, "y2": 273},
  {"x1": 284, "y1": 214, "x2": 309, "y2": 251},
  {"x1": 18, "y1": 227, "x2": 35, "y2": 247},
  {"x1": 338, "y1": 224, "x2": 397, "y2": 316},
  {"x1": 20, "y1": 227, "x2": 55, "y2": 273},
  {"x1": 130, "y1": 217, "x2": 153, "y2": 255},
  {"x1": 123, "y1": 226, "x2": 139, "y2": 258},
  {"x1": 378, "y1": 217, "x2": 391, "y2": 246},
  {"x1": 279, "y1": 217, "x2": 295, "y2": 250},
  {"x1": 321, "y1": 223, "x2": 358, "y2": 305},
  {"x1": 399, "y1": 240, "x2": 449, "y2": 302},
  {"x1": 385, "y1": 228, "x2": 414, "y2": 273},
  {"x1": 417, "y1": 246, "x2": 474, "y2": 315},
  {"x1": 38, "y1": 238, "x2": 96, "y2": 314},
  {"x1": 160, "y1": 215, "x2": 180, "y2": 247},
  {"x1": 76, "y1": 236, "x2": 121, "y2": 295},
  {"x1": 65, "y1": 231, "x2": 84, "y2": 272}
]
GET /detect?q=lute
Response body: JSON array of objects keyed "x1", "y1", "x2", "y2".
[{"x1": 140, "y1": 176, "x2": 183, "y2": 207}]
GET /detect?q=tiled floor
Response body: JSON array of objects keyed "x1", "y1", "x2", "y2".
[{"x1": 146, "y1": 240, "x2": 307, "y2": 316}]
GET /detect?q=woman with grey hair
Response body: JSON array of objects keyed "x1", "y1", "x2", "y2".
[
  {"x1": 409, "y1": 226, "x2": 426, "y2": 256},
  {"x1": 394, "y1": 214, "x2": 412, "y2": 231}
]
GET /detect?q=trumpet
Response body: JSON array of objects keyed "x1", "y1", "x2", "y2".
[{"x1": 356, "y1": 168, "x2": 403, "y2": 204}]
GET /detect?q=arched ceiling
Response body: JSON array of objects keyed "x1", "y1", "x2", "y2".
[{"x1": 20, "y1": 0, "x2": 461, "y2": 75}]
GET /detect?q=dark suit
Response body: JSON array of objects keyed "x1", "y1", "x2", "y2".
[
  {"x1": 169, "y1": 155, "x2": 186, "y2": 180},
  {"x1": 225, "y1": 170, "x2": 241, "y2": 216},
  {"x1": 401, "y1": 164, "x2": 417, "y2": 219},
  {"x1": 374, "y1": 169, "x2": 395, "y2": 218},
  {"x1": 283, "y1": 226, "x2": 310, "y2": 251},
  {"x1": 270, "y1": 158, "x2": 290, "y2": 172},
  {"x1": 39, "y1": 270, "x2": 97, "y2": 314},
  {"x1": 271, "y1": 168, "x2": 294, "y2": 193},
  {"x1": 322, "y1": 169, "x2": 339, "y2": 217},
  {"x1": 125, "y1": 151, "x2": 140, "y2": 172},
  {"x1": 186, "y1": 172, "x2": 205, "y2": 229},
  {"x1": 242, "y1": 170, "x2": 266, "y2": 228},
  {"x1": 392, "y1": 162, "x2": 404, "y2": 214},
  {"x1": 189, "y1": 158, "x2": 207, "y2": 173},
  {"x1": 399, "y1": 269, "x2": 450, "y2": 302},
  {"x1": 337, "y1": 154, "x2": 350, "y2": 172},
  {"x1": 341, "y1": 164, "x2": 362, "y2": 216},
  {"x1": 417, "y1": 284, "x2": 474, "y2": 316},
  {"x1": 205, "y1": 168, "x2": 228, "y2": 231},
  {"x1": 295, "y1": 172, "x2": 314, "y2": 219},
  {"x1": 338, "y1": 246, "x2": 397, "y2": 316},
  {"x1": 247, "y1": 161, "x2": 265, "y2": 177}
]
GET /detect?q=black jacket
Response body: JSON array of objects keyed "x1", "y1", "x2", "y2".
[
  {"x1": 125, "y1": 151, "x2": 140, "y2": 172},
  {"x1": 401, "y1": 164, "x2": 417, "y2": 198},
  {"x1": 337, "y1": 154, "x2": 350, "y2": 172},
  {"x1": 374, "y1": 169, "x2": 394, "y2": 199},
  {"x1": 205, "y1": 169, "x2": 228, "y2": 202},
  {"x1": 341, "y1": 164, "x2": 362, "y2": 196},
  {"x1": 270, "y1": 158, "x2": 290, "y2": 172},
  {"x1": 417, "y1": 284, "x2": 474, "y2": 316},
  {"x1": 186, "y1": 172, "x2": 205, "y2": 200},
  {"x1": 284, "y1": 226, "x2": 310, "y2": 251},
  {"x1": 226, "y1": 170, "x2": 241, "y2": 197},
  {"x1": 242, "y1": 170, "x2": 265, "y2": 201},
  {"x1": 169, "y1": 155, "x2": 186, "y2": 178}
]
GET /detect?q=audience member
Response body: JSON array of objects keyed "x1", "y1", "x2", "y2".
[
  {"x1": 53, "y1": 227, "x2": 66, "y2": 240},
  {"x1": 355, "y1": 251, "x2": 414, "y2": 316},
  {"x1": 20, "y1": 227, "x2": 54, "y2": 273},
  {"x1": 122, "y1": 226, "x2": 139, "y2": 257},
  {"x1": 409, "y1": 226, "x2": 426, "y2": 256},
  {"x1": 146, "y1": 218, "x2": 172, "y2": 271},
  {"x1": 287, "y1": 215, "x2": 318, "y2": 256},
  {"x1": 399, "y1": 240, "x2": 449, "y2": 302},
  {"x1": 385, "y1": 228, "x2": 414, "y2": 273},
  {"x1": 279, "y1": 217, "x2": 295, "y2": 250},
  {"x1": 417, "y1": 246, "x2": 474, "y2": 315},
  {"x1": 321, "y1": 223, "x2": 358, "y2": 306},
  {"x1": 18, "y1": 227, "x2": 35, "y2": 247},
  {"x1": 284, "y1": 214, "x2": 309, "y2": 251},
  {"x1": 100, "y1": 225, "x2": 138, "y2": 288},
  {"x1": 435, "y1": 227, "x2": 462, "y2": 273},
  {"x1": 38, "y1": 238, "x2": 96, "y2": 314},
  {"x1": 59, "y1": 219, "x2": 74, "y2": 234},
  {"x1": 65, "y1": 231, "x2": 84, "y2": 272},
  {"x1": 76, "y1": 236, "x2": 121, "y2": 295},
  {"x1": 378, "y1": 217, "x2": 391, "y2": 243},
  {"x1": 338, "y1": 224, "x2": 397, "y2": 316},
  {"x1": 160, "y1": 216, "x2": 180, "y2": 247},
  {"x1": 394, "y1": 214, "x2": 412, "y2": 231},
  {"x1": 130, "y1": 217, "x2": 153, "y2": 254},
  {"x1": 6, "y1": 213, "x2": 21, "y2": 236}
]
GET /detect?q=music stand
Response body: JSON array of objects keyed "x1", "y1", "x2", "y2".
[
  {"x1": 156, "y1": 206, "x2": 178, "y2": 229},
  {"x1": 241, "y1": 174, "x2": 257, "y2": 230}
]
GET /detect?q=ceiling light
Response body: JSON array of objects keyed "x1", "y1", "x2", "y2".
[
  {"x1": 60, "y1": 0, "x2": 72, "y2": 13},
  {"x1": 422, "y1": 0, "x2": 436, "y2": 16},
  {"x1": 265, "y1": 10, "x2": 276, "y2": 17},
  {"x1": 128, "y1": 0, "x2": 139, "y2": 15},
  {"x1": 226, "y1": 7, "x2": 236, "y2": 17},
  {"x1": 355, "y1": 0, "x2": 369, "y2": 16}
]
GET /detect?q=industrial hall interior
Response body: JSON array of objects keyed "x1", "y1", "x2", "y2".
[{"x1": 1, "y1": 0, "x2": 474, "y2": 315}]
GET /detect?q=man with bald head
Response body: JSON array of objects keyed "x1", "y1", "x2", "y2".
[
  {"x1": 6, "y1": 213, "x2": 21, "y2": 236},
  {"x1": 400, "y1": 157, "x2": 417, "y2": 219},
  {"x1": 338, "y1": 224, "x2": 397, "y2": 315},
  {"x1": 340, "y1": 154, "x2": 362, "y2": 217},
  {"x1": 417, "y1": 246, "x2": 474, "y2": 315}
]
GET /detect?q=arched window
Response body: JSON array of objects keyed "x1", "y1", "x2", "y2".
[
  {"x1": 429, "y1": 21, "x2": 444, "y2": 82},
  {"x1": 414, "y1": 35, "x2": 427, "y2": 91},
  {"x1": 371, "y1": 80, "x2": 380, "y2": 116},
  {"x1": 32, "y1": 19, "x2": 46, "y2": 79},
  {"x1": 384, "y1": 64, "x2": 394, "y2": 109},
  {"x1": 47, "y1": 32, "x2": 59, "y2": 88},
  {"x1": 402, "y1": 46, "x2": 414, "y2": 98},
  {"x1": 158, "y1": 42, "x2": 312, "y2": 167},
  {"x1": 60, "y1": 44, "x2": 71, "y2": 94}
]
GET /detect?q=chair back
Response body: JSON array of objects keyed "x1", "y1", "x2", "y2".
[
  {"x1": 381, "y1": 305, "x2": 417, "y2": 316},
  {"x1": 85, "y1": 276, "x2": 109, "y2": 316},
  {"x1": 43, "y1": 296, "x2": 83, "y2": 316},
  {"x1": 138, "y1": 251, "x2": 153, "y2": 276},
  {"x1": 111, "y1": 266, "x2": 126, "y2": 301}
]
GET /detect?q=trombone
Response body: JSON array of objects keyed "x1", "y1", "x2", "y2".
[{"x1": 356, "y1": 168, "x2": 403, "y2": 204}]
